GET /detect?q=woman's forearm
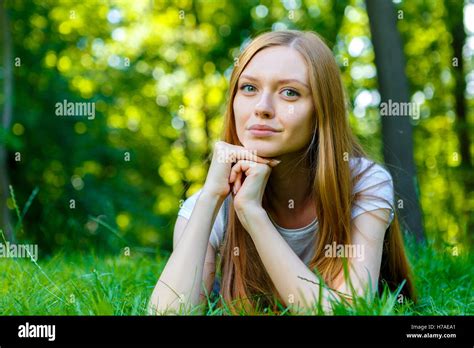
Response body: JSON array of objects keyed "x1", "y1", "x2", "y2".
[
  {"x1": 240, "y1": 207, "x2": 335, "y2": 313},
  {"x1": 149, "y1": 191, "x2": 224, "y2": 314}
]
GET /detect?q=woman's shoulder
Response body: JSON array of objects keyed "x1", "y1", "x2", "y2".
[
  {"x1": 349, "y1": 157, "x2": 393, "y2": 190},
  {"x1": 349, "y1": 157, "x2": 395, "y2": 224}
]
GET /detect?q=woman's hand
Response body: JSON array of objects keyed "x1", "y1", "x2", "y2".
[
  {"x1": 202, "y1": 141, "x2": 279, "y2": 200},
  {"x1": 229, "y1": 159, "x2": 279, "y2": 230}
]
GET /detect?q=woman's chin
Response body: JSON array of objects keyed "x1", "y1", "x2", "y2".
[{"x1": 242, "y1": 141, "x2": 282, "y2": 159}]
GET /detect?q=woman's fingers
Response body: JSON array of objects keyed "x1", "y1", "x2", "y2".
[
  {"x1": 230, "y1": 161, "x2": 242, "y2": 193},
  {"x1": 230, "y1": 160, "x2": 259, "y2": 194},
  {"x1": 229, "y1": 167, "x2": 236, "y2": 184},
  {"x1": 231, "y1": 146, "x2": 281, "y2": 167},
  {"x1": 216, "y1": 141, "x2": 281, "y2": 167},
  {"x1": 234, "y1": 171, "x2": 242, "y2": 194},
  {"x1": 265, "y1": 158, "x2": 281, "y2": 167}
]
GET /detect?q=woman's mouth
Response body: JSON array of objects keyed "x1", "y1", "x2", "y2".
[{"x1": 247, "y1": 124, "x2": 282, "y2": 137}]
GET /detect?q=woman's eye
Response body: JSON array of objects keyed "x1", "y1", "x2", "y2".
[
  {"x1": 240, "y1": 84, "x2": 256, "y2": 93},
  {"x1": 282, "y1": 88, "x2": 300, "y2": 98}
]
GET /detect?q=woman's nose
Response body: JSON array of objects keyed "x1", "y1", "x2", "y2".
[{"x1": 254, "y1": 92, "x2": 274, "y2": 118}]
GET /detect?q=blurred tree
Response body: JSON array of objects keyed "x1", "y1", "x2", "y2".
[
  {"x1": 0, "y1": 0, "x2": 14, "y2": 242},
  {"x1": 444, "y1": 0, "x2": 472, "y2": 169},
  {"x1": 444, "y1": 0, "x2": 473, "y2": 245},
  {"x1": 0, "y1": 0, "x2": 471, "y2": 256},
  {"x1": 393, "y1": 0, "x2": 472, "y2": 252},
  {"x1": 366, "y1": 0, "x2": 425, "y2": 241}
]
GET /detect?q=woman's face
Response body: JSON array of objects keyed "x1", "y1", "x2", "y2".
[{"x1": 233, "y1": 45, "x2": 315, "y2": 158}]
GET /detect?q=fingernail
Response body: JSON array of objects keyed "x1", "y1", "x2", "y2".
[{"x1": 268, "y1": 159, "x2": 281, "y2": 166}]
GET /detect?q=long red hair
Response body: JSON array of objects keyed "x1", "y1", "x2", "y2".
[{"x1": 217, "y1": 30, "x2": 416, "y2": 314}]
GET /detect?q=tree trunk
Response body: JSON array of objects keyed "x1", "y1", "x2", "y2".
[
  {"x1": 366, "y1": 0, "x2": 425, "y2": 242},
  {"x1": 329, "y1": 0, "x2": 348, "y2": 47},
  {"x1": 444, "y1": 0, "x2": 472, "y2": 169},
  {"x1": 444, "y1": 0, "x2": 473, "y2": 247},
  {"x1": 0, "y1": 0, "x2": 14, "y2": 242}
]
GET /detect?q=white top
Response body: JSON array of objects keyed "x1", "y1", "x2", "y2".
[{"x1": 177, "y1": 157, "x2": 395, "y2": 265}]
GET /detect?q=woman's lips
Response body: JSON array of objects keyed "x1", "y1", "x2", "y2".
[
  {"x1": 247, "y1": 125, "x2": 282, "y2": 137},
  {"x1": 248, "y1": 129, "x2": 279, "y2": 137}
]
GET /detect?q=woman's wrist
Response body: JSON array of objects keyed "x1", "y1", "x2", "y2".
[
  {"x1": 235, "y1": 204, "x2": 267, "y2": 231},
  {"x1": 198, "y1": 189, "x2": 226, "y2": 216},
  {"x1": 200, "y1": 187, "x2": 226, "y2": 202}
]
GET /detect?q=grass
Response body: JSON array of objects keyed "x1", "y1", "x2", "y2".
[
  {"x1": 0, "y1": 185, "x2": 472, "y2": 315},
  {"x1": 0, "y1": 239, "x2": 472, "y2": 315}
]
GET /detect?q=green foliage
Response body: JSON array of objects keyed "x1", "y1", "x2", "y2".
[{"x1": 0, "y1": 1, "x2": 471, "y2": 265}]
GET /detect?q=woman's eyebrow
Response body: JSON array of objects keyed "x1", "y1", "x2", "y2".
[{"x1": 239, "y1": 74, "x2": 309, "y2": 89}]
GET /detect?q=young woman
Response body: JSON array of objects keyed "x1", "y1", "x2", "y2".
[{"x1": 149, "y1": 30, "x2": 416, "y2": 315}]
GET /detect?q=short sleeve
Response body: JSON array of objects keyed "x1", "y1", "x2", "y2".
[
  {"x1": 177, "y1": 189, "x2": 226, "y2": 250},
  {"x1": 350, "y1": 158, "x2": 395, "y2": 227}
]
